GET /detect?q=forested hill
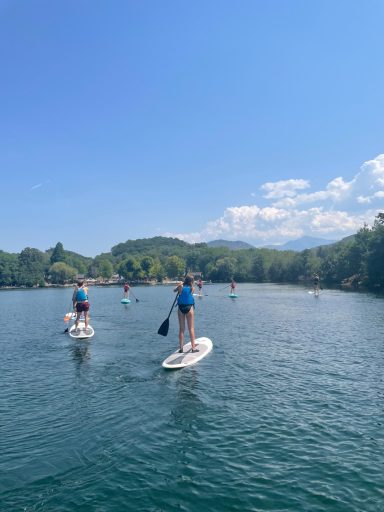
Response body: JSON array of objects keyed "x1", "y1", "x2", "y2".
[
  {"x1": 207, "y1": 240, "x2": 255, "y2": 250},
  {"x1": 0, "y1": 213, "x2": 383, "y2": 291},
  {"x1": 111, "y1": 236, "x2": 194, "y2": 257}
]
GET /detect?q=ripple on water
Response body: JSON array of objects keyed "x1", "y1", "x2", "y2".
[{"x1": 1, "y1": 285, "x2": 384, "y2": 511}]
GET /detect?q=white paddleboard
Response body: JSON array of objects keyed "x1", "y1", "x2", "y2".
[
  {"x1": 121, "y1": 298, "x2": 131, "y2": 304},
  {"x1": 69, "y1": 322, "x2": 95, "y2": 340},
  {"x1": 162, "y1": 337, "x2": 213, "y2": 369}
]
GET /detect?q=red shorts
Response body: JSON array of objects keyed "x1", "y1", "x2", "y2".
[{"x1": 76, "y1": 301, "x2": 90, "y2": 312}]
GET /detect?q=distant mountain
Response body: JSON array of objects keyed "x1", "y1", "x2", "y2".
[
  {"x1": 207, "y1": 239, "x2": 255, "y2": 250},
  {"x1": 262, "y1": 236, "x2": 338, "y2": 251}
]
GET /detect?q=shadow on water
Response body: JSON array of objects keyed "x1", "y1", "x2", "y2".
[
  {"x1": 69, "y1": 341, "x2": 91, "y2": 368},
  {"x1": 169, "y1": 367, "x2": 206, "y2": 436}
]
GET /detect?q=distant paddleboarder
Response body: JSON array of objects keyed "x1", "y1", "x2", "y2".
[
  {"x1": 174, "y1": 275, "x2": 199, "y2": 354},
  {"x1": 123, "y1": 282, "x2": 130, "y2": 299},
  {"x1": 312, "y1": 273, "x2": 320, "y2": 293},
  {"x1": 230, "y1": 279, "x2": 236, "y2": 294},
  {"x1": 197, "y1": 278, "x2": 203, "y2": 296}
]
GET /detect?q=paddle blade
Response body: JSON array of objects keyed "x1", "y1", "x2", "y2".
[
  {"x1": 157, "y1": 318, "x2": 169, "y2": 337},
  {"x1": 135, "y1": 298, "x2": 139, "y2": 303}
]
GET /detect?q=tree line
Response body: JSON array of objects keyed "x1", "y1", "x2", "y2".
[{"x1": 0, "y1": 213, "x2": 383, "y2": 291}]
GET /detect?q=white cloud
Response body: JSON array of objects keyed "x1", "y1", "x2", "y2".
[
  {"x1": 30, "y1": 183, "x2": 43, "y2": 190},
  {"x1": 164, "y1": 154, "x2": 384, "y2": 245},
  {"x1": 261, "y1": 179, "x2": 310, "y2": 199},
  {"x1": 271, "y1": 176, "x2": 353, "y2": 208}
]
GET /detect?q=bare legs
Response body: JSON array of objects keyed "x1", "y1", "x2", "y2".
[
  {"x1": 75, "y1": 309, "x2": 89, "y2": 330},
  {"x1": 84, "y1": 311, "x2": 88, "y2": 329},
  {"x1": 178, "y1": 308, "x2": 196, "y2": 351}
]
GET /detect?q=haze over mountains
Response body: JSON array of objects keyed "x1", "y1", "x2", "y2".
[
  {"x1": 207, "y1": 236, "x2": 338, "y2": 251},
  {"x1": 206, "y1": 240, "x2": 255, "y2": 250}
]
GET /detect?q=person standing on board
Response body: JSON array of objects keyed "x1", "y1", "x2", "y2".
[
  {"x1": 72, "y1": 280, "x2": 90, "y2": 331},
  {"x1": 197, "y1": 278, "x2": 203, "y2": 296},
  {"x1": 230, "y1": 279, "x2": 236, "y2": 294},
  {"x1": 123, "y1": 282, "x2": 130, "y2": 299},
  {"x1": 174, "y1": 275, "x2": 199, "y2": 353},
  {"x1": 312, "y1": 273, "x2": 320, "y2": 293}
]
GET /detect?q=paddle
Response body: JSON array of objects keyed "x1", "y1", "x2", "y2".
[
  {"x1": 157, "y1": 292, "x2": 179, "y2": 337},
  {"x1": 130, "y1": 290, "x2": 140, "y2": 303},
  {"x1": 218, "y1": 284, "x2": 230, "y2": 291},
  {"x1": 63, "y1": 301, "x2": 75, "y2": 333}
]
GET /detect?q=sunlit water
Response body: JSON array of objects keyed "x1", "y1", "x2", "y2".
[{"x1": 1, "y1": 284, "x2": 384, "y2": 511}]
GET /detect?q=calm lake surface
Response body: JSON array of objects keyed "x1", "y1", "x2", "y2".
[{"x1": 1, "y1": 284, "x2": 384, "y2": 511}]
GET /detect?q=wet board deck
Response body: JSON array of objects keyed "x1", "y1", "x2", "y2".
[
  {"x1": 162, "y1": 337, "x2": 213, "y2": 369},
  {"x1": 69, "y1": 322, "x2": 95, "y2": 339},
  {"x1": 121, "y1": 298, "x2": 131, "y2": 304}
]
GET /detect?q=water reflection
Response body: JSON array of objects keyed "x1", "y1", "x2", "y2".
[
  {"x1": 170, "y1": 367, "x2": 205, "y2": 436},
  {"x1": 70, "y1": 341, "x2": 91, "y2": 367}
]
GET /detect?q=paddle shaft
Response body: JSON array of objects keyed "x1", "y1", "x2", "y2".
[
  {"x1": 166, "y1": 292, "x2": 179, "y2": 319},
  {"x1": 130, "y1": 290, "x2": 140, "y2": 302}
]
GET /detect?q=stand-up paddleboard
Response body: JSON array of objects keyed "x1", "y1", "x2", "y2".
[
  {"x1": 121, "y1": 298, "x2": 131, "y2": 304},
  {"x1": 228, "y1": 293, "x2": 238, "y2": 298},
  {"x1": 69, "y1": 322, "x2": 94, "y2": 340},
  {"x1": 162, "y1": 337, "x2": 213, "y2": 369}
]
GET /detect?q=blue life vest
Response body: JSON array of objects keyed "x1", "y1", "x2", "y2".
[
  {"x1": 76, "y1": 287, "x2": 88, "y2": 301},
  {"x1": 177, "y1": 286, "x2": 194, "y2": 305}
]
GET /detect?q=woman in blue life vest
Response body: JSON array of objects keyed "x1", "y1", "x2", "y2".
[
  {"x1": 174, "y1": 275, "x2": 199, "y2": 353},
  {"x1": 72, "y1": 280, "x2": 90, "y2": 331}
]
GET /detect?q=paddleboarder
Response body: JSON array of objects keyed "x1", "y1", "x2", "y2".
[
  {"x1": 230, "y1": 279, "x2": 236, "y2": 294},
  {"x1": 312, "y1": 273, "x2": 320, "y2": 293},
  {"x1": 72, "y1": 280, "x2": 90, "y2": 331},
  {"x1": 174, "y1": 275, "x2": 199, "y2": 353},
  {"x1": 123, "y1": 282, "x2": 130, "y2": 299},
  {"x1": 197, "y1": 278, "x2": 203, "y2": 296}
]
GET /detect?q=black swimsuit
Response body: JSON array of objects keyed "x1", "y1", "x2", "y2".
[{"x1": 178, "y1": 304, "x2": 193, "y2": 315}]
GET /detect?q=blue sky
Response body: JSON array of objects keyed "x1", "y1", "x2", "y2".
[{"x1": 1, "y1": 0, "x2": 383, "y2": 256}]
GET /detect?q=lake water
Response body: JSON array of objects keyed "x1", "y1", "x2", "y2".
[{"x1": 1, "y1": 284, "x2": 384, "y2": 511}]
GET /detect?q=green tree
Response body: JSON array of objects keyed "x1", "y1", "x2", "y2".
[
  {"x1": 210, "y1": 257, "x2": 236, "y2": 282},
  {"x1": 151, "y1": 258, "x2": 166, "y2": 282},
  {"x1": 366, "y1": 217, "x2": 384, "y2": 288},
  {"x1": 18, "y1": 247, "x2": 46, "y2": 287},
  {"x1": 164, "y1": 255, "x2": 185, "y2": 279},
  {"x1": 251, "y1": 253, "x2": 266, "y2": 282},
  {"x1": 49, "y1": 262, "x2": 77, "y2": 284},
  {"x1": 118, "y1": 256, "x2": 142, "y2": 280},
  {"x1": 0, "y1": 251, "x2": 19, "y2": 286},
  {"x1": 99, "y1": 259, "x2": 114, "y2": 279},
  {"x1": 50, "y1": 242, "x2": 66, "y2": 264},
  {"x1": 141, "y1": 256, "x2": 154, "y2": 277}
]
